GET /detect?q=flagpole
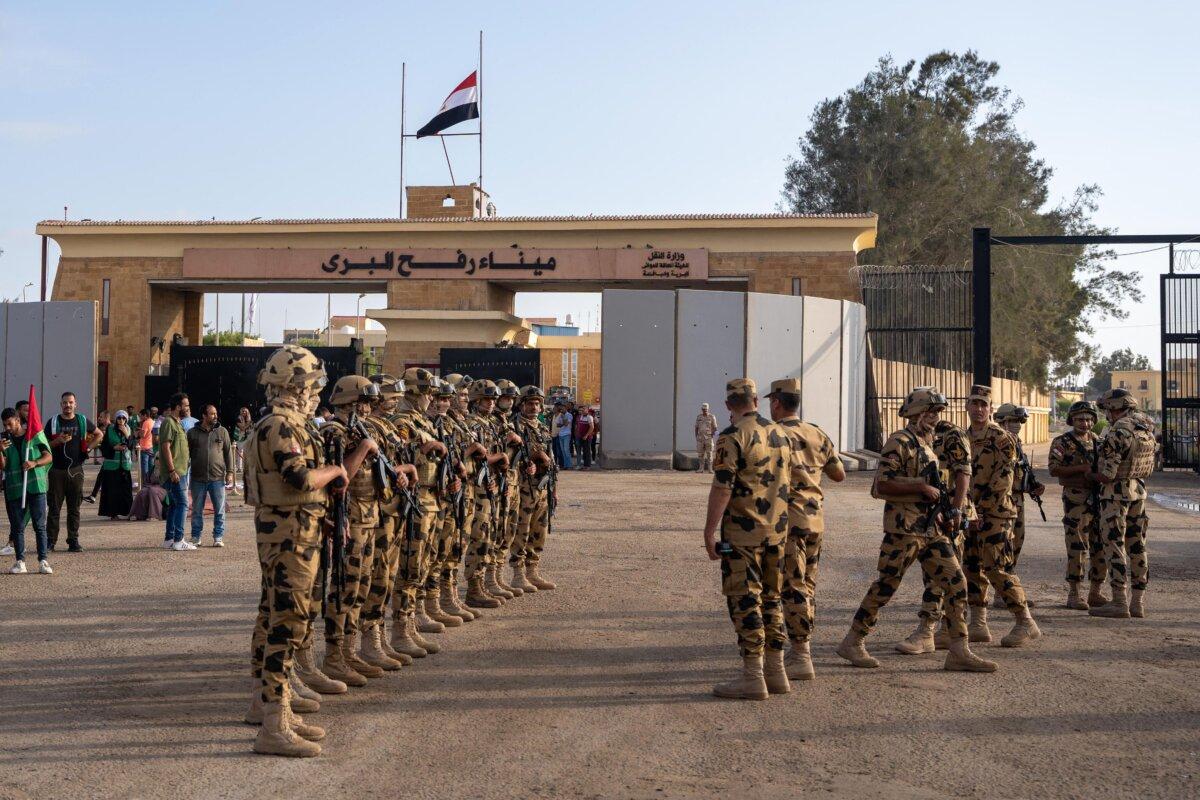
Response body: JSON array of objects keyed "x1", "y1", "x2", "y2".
[
  {"x1": 400, "y1": 61, "x2": 407, "y2": 218},
  {"x1": 478, "y1": 30, "x2": 484, "y2": 192}
]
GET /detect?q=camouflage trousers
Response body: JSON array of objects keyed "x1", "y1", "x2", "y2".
[
  {"x1": 1061, "y1": 489, "x2": 1105, "y2": 584},
  {"x1": 963, "y1": 516, "x2": 1027, "y2": 610},
  {"x1": 250, "y1": 510, "x2": 322, "y2": 703},
  {"x1": 512, "y1": 485, "x2": 550, "y2": 567},
  {"x1": 490, "y1": 476, "x2": 520, "y2": 565},
  {"x1": 441, "y1": 488, "x2": 476, "y2": 583},
  {"x1": 464, "y1": 493, "x2": 494, "y2": 581},
  {"x1": 781, "y1": 528, "x2": 823, "y2": 643},
  {"x1": 323, "y1": 523, "x2": 375, "y2": 645},
  {"x1": 392, "y1": 490, "x2": 439, "y2": 618},
  {"x1": 361, "y1": 516, "x2": 400, "y2": 625},
  {"x1": 1100, "y1": 496, "x2": 1149, "y2": 591},
  {"x1": 1011, "y1": 503, "x2": 1026, "y2": 568},
  {"x1": 851, "y1": 531, "x2": 968, "y2": 639},
  {"x1": 720, "y1": 539, "x2": 786, "y2": 658},
  {"x1": 696, "y1": 437, "x2": 714, "y2": 471},
  {"x1": 423, "y1": 502, "x2": 455, "y2": 591}
]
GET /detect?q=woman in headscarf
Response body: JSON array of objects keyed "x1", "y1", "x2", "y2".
[{"x1": 97, "y1": 410, "x2": 135, "y2": 519}]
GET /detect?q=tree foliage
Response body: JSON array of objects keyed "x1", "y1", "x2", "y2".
[
  {"x1": 1085, "y1": 347, "x2": 1152, "y2": 398},
  {"x1": 201, "y1": 331, "x2": 250, "y2": 346},
  {"x1": 782, "y1": 51, "x2": 1141, "y2": 386}
]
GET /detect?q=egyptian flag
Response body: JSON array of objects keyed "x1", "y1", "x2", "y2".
[
  {"x1": 21, "y1": 384, "x2": 46, "y2": 503},
  {"x1": 416, "y1": 71, "x2": 479, "y2": 138}
]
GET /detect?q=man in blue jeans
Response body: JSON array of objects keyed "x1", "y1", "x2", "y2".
[
  {"x1": 158, "y1": 393, "x2": 193, "y2": 550},
  {"x1": 1, "y1": 407, "x2": 54, "y2": 574},
  {"x1": 186, "y1": 403, "x2": 233, "y2": 547}
]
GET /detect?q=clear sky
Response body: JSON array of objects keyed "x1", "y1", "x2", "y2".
[{"x1": 2, "y1": 1, "x2": 1197, "y2": 368}]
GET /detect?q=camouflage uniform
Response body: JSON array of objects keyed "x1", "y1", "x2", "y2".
[
  {"x1": 319, "y1": 416, "x2": 379, "y2": 649},
  {"x1": 464, "y1": 409, "x2": 500, "y2": 584},
  {"x1": 512, "y1": 414, "x2": 553, "y2": 570},
  {"x1": 490, "y1": 399, "x2": 523, "y2": 583},
  {"x1": 850, "y1": 424, "x2": 969, "y2": 639},
  {"x1": 1048, "y1": 429, "x2": 1105, "y2": 584},
  {"x1": 1096, "y1": 412, "x2": 1154, "y2": 595},
  {"x1": 360, "y1": 413, "x2": 402, "y2": 631},
  {"x1": 964, "y1": 422, "x2": 1027, "y2": 610},
  {"x1": 435, "y1": 408, "x2": 475, "y2": 593},
  {"x1": 1009, "y1": 439, "x2": 1043, "y2": 568},
  {"x1": 776, "y1": 415, "x2": 838, "y2": 644},
  {"x1": 695, "y1": 409, "x2": 719, "y2": 472},
  {"x1": 918, "y1": 420, "x2": 975, "y2": 621},
  {"x1": 389, "y1": 398, "x2": 440, "y2": 619},
  {"x1": 712, "y1": 404, "x2": 792, "y2": 658}
]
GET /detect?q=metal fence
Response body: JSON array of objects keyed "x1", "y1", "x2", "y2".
[
  {"x1": 857, "y1": 265, "x2": 974, "y2": 451},
  {"x1": 1161, "y1": 273, "x2": 1200, "y2": 470}
]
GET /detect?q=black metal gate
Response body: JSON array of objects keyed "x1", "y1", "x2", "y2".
[
  {"x1": 1160, "y1": 273, "x2": 1200, "y2": 470},
  {"x1": 145, "y1": 344, "x2": 360, "y2": 424},
  {"x1": 440, "y1": 348, "x2": 540, "y2": 388},
  {"x1": 859, "y1": 266, "x2": 974, "y2": 451}
]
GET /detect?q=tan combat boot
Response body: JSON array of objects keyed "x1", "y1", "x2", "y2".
[
  {"x1": 378, "y1": 622, "x2": 413, "y2": 665},
  {"x1": 968, "y1": 606, "x2": 992, "y2": 643},
  {"x1": 1089, "y1": 586, "x2": 1130, "y2": 618},
  {"x1": 525, "y1": 562, "x2": 557, "y2": 590},
  {"x1": 895, "y1": 618, "x2": 936, "y2": 655},
  {"x1": 286, "y1": 668, "x2": 321, "y2": 712},
  {"x1": 441, "y1": 579, "x2": 476, "y2": 621},
  {"x1": 409, "y1": 613, "x2": 440, "y2": 654},
  {"x1": 493, "y1": 563, "x2": 522, "y2": 597},
  {"x1": 282, "y1": 685, "x2": 325, "y2": 742},
  {"x1": 322, "y1": 641, "x2": 368, "y2": 688},
  {"x1": 345, "y1": 630, "x2": 385, "y2": 678},
  {"x1": 944, "y1": 637, "x2": 998, "y2": 672},
  {"x1": 467, "y1": 575, "x2": 502, "y2": 608},
  {"x1": 1066, "y1": 581, "x2": 1089, "y2": 610},
  {"x1": 1000, "y1": 608, "x2": 1043, "y2": 647},
  {"x1": 510, "y1": 561, "x2": 538, "y2": 593},
  {"x1": 295, "y1": 644, "x2": 348, "y2": 695},
  {"x1": 784, "y1": 641, "x2": 815, "y2": 681},
  {"x1": 835, "y1": 631, "x2": 879, "y2": 668},
  {"x1": 1087, "y1": 580, "x2": 1109, "y2": 607},
  {"x1": 933, "y1": 622, "x2": 951, "y2": 651},
  {"x1": 762, "y1": 649, "x2": 791, "y2": 695},
  {"x1": 485, "y1": 564, "x2": 514, "y2": 600},
  {"x1": 244, "y1": 686, "x2": 265, "y2": 725},
  {"x1": 1129, "y1": 589, "x2": 1146, "y2": 618},
  {"x1": 359, "y1": 624, "x2": 403, "y2": 671},
  {"x1": 712, "y1": 655, "x2": 769, "y2": 700},
  {"x1": 390, "y1": 613, "x2": 428, "y2": 659},
  {"x1": 415, "y1": 592, "x2": 446, "y2": 633},
  {"x1": 426, "y1": 588, "x2": 464, "y2": 627},
  {"x1": 253, "y1": 700, "x2": 321, "y2": 758}
]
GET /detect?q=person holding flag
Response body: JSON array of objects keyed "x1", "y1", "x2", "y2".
[{"x1": 1, "y1": 387, "x2": 54, "y2": 574}]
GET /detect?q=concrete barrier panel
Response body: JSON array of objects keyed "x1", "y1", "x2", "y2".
[
  {"x1": 744, "y1": 293, "x2": 804, "y2": 418},
  {"x1": 4, "y1": 303, "x2": 44, "y2": 409},
  {"x1": 0, "y1": 304, "x2": 7, "y2": 406},
  {"x1": 841, "y1": 300, "x2": 866, "y2": 452},
  {"x1": 600, "y1": 289, "x2": 676, "y2": 467},
  {"x1": 43, "y1": 302, "x2": 97, "y2": 419},
  {"x1": 802, "y1": 296, "x2": 843, "y2": 451},
  {"x1": 674, "y1": 290, "x2": 744, "y2": 456}
]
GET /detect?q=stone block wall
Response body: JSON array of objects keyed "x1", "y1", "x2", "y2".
[{"x1": 711, "y1": 251, "x2": 860, "y2": 301}]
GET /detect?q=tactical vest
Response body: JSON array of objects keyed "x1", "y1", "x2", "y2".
[
  {"x1": 243, "y1": 412, "x2": 327, "y2": 508},
  {"x1": 1116, "y1": 424, "x2": 1156, "y2": 480},
  {"x1": 323, "y1": 419, "x2": 377, "y2": 500},
  {"x1": 391, "y1": 411, "x2": 439, "y2": 486}
]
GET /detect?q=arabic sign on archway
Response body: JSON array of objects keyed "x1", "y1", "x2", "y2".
[{"x1": 183, "y1": 247, "x2": 708, "y2": 281}]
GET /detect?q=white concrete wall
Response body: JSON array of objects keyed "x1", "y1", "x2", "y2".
[
  {"x1": 744, "y1": 293, "x2": 805, "y2": 418},
  {"x1": 801, "y1": 296, "x2": 844, "y2": 452},
  {"x1": 600, "y1": 289, "x2": 676, "y2": 462},
  {"x1": 0, "y1": 301, "x2": 97, "y2": 418},
  {"x1": 841, "y1": 300, "x2": 867, "y2": 452},
  {"x1": 674, "y1": 290, "x2": 744, "y2": 453}
]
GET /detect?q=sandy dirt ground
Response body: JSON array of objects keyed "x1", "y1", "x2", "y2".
[{"x1": 0, "y1": 466, "x2": 1197, "y2": 800}]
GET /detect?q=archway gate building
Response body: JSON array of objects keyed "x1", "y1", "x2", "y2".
[{"x1": 39, "y1": 188, "x2": 877, "y2": 410}]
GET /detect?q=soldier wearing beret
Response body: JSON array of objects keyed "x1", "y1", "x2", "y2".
[{"x1": 703, "y1": 378, "x2": 793, "y2": 700}]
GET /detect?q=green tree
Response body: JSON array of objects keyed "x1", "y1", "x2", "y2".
[
  {"x1": 201, "y1": 330, "x2": 249, "y2": 346},
  {"x1": 782, "y1": 51, "x2": 1141, "y2": 386},
  {"x1": 1086, "y1": 347, "x2": 1151, "y2": 398}
]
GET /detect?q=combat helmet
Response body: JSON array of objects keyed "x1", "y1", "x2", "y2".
[
  {"x1": 495, "y1": 379, "x2": 520, "y2": 399},
  {"x1": 469, "y1": 379, "x2": 500, "y2": 401},
  {"x1": 518, "y1": 385, "x2": 546, "y2": 404},
  {"x1": 993, "y1": 403, "x2": 1029, "y2": 423},
  {"x1": 258, "y1": 345, "x2": 327, "y2": 390},
  {"x1": 433, "y1": 379, "x2": 456, "y2": 398},
  {"x1": 1097, "y1": 388, "x2": 1139, "y2": 412},
  {"x1": 897, "y1": 386, "x2": 947, "y2": 418},
  {"x1": 1066, "y1": 400, "x2": 1098, "y2": 422},
  {"x1": 330, "y1": 375, "x2": 377, "y2": 406},
  {"x1": 401, "y1": 367, "x2": 438, "y2": 394},
  {"x1": 371, "y1": 373, "x2": 403, "y2": 398}
]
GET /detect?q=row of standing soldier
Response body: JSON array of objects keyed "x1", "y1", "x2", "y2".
[
  {"x1": 244, "y1": 345, "x2": 558, "y2": 757},
  {"x1": 704, "y1": 379, "x2": 1156, "y2": 700}
]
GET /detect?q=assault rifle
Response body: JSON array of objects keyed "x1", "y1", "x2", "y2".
[
  {"x1": 434, "y1": 416, "x2": 467, "y2": 529},
  {"x1": 322, "y1": 432, "x2": 348, "y2": 615},
  {"x1": 350, "y1": 417, "x2": 408, "y2": 496},
  {"x1": 919, "y1": 459, "x2": 966, "y2": 541},
  {"x1": 1016, "y1": 445, "x2": 1047, "y2": 522}
]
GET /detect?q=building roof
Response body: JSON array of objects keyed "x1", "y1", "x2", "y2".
[{"x1": 38, "y1": 211, "x2": 875, "y2": 228}]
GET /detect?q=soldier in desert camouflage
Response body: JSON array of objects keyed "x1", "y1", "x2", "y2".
[{"x1": 1048, "y1": 400, "x2": 1106, "y2": 610}]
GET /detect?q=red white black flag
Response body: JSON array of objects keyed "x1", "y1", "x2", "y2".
[{"x1": 416, "y1": 71, "x2": 479, "y2": 138}]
